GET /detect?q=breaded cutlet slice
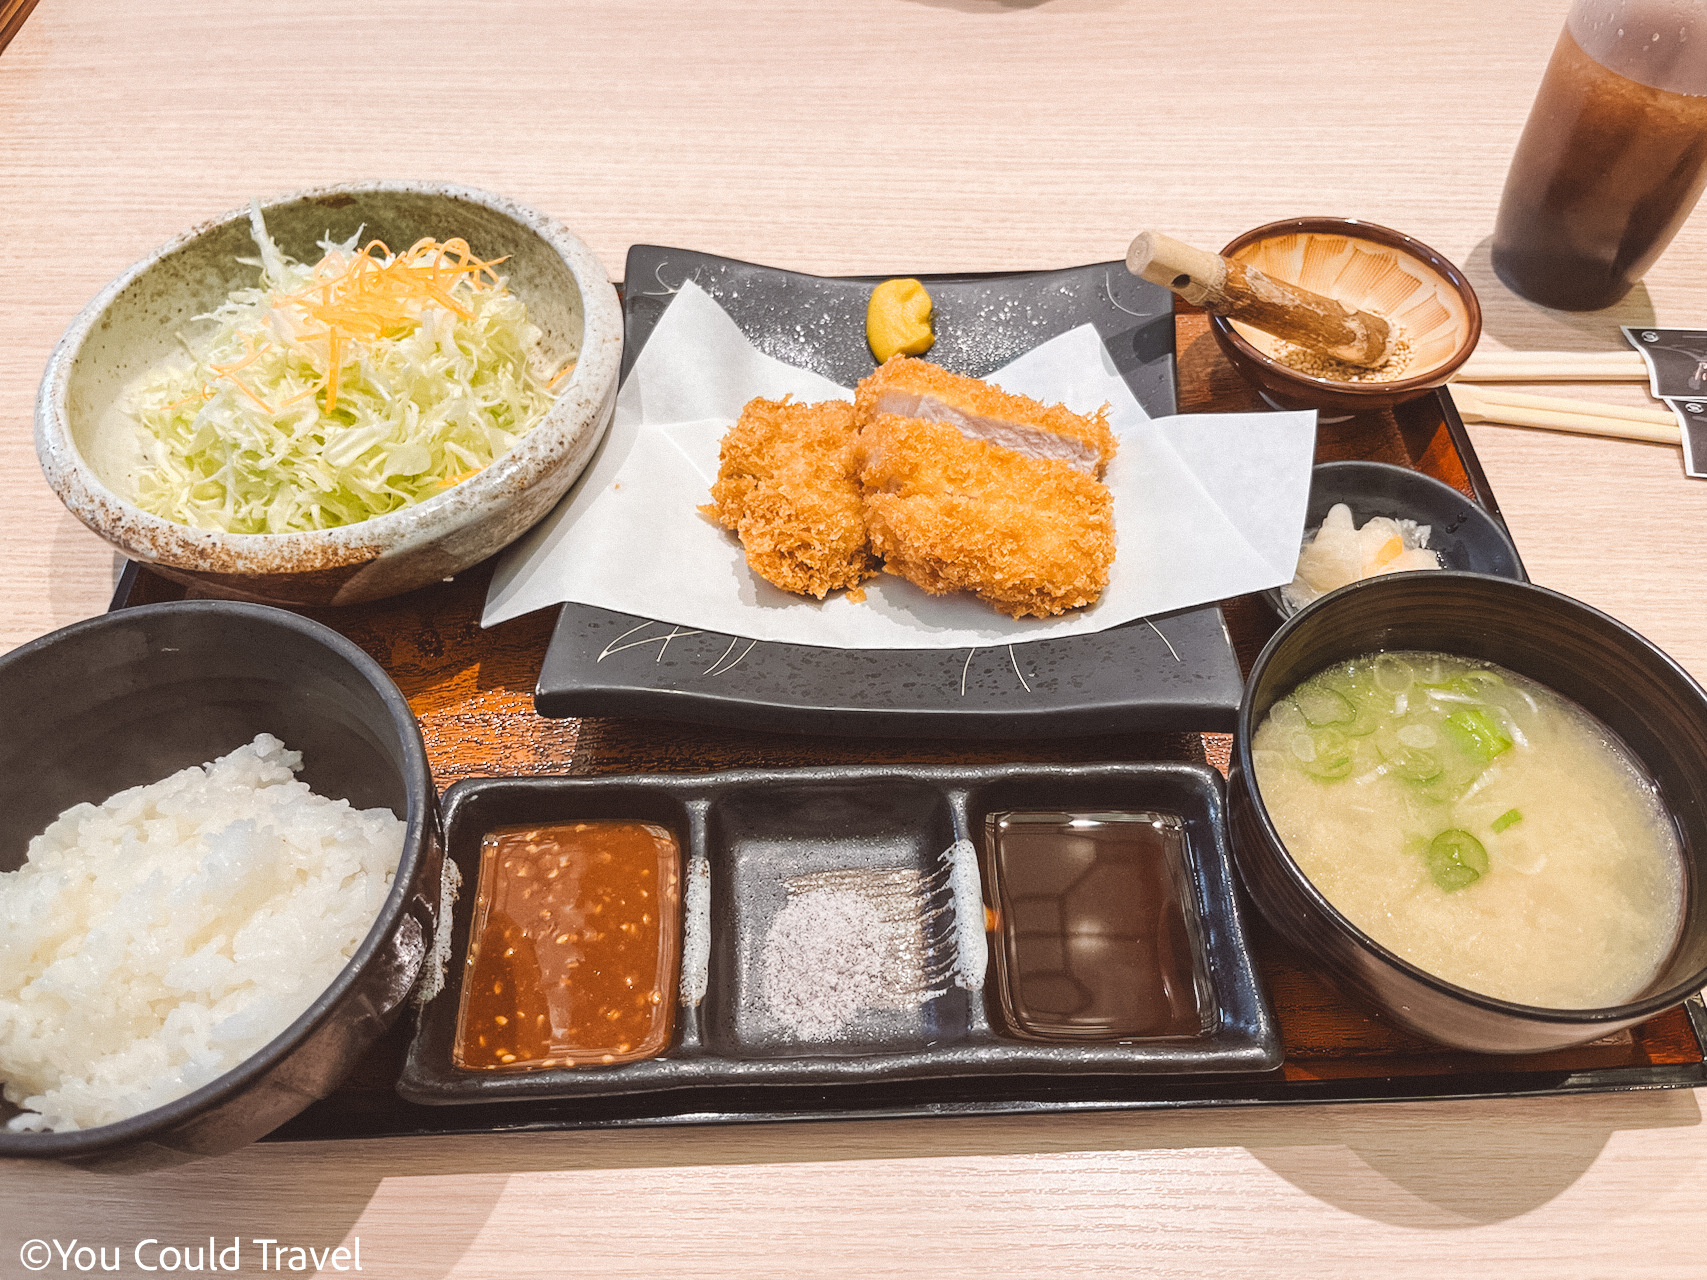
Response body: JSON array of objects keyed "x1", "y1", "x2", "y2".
[
  {"x1": 859, "y1": 413, "x2": 1116, "y2": 619},
  {"x1": 701, "y1": 396, "x2": 878, "y2": 599},
  {"x1": 855, "y1": 356, "x2": 1117, "y2": 478}
]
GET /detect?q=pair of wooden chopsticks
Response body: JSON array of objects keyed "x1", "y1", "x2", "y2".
[
  {"x1": 1448, "y1": 384, "x2": 1680, "y2": 445},
  {"x1": 1448, "y1": 349, "x2": 1678, "y2": 446},
  {"x1": 0, "y1": 0, "x2": 42, "y2": 57},
  {"x1": 1453, "y1": 349, "x2": 1650, "y2": 383}
]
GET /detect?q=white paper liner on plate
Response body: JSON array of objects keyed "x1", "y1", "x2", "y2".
[{"x1": 483, "y1": 280, "x2": 1316, "y2": 649}]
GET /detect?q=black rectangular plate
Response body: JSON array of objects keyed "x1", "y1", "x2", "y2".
[
  {"x1": 398, "y1": 763, "x2": 1279, "y2": 1107},
  {"x1": 533, "y1": 247, "x2": 1246, "y2": 738}
]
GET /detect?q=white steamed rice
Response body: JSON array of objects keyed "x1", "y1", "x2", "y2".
[{"x1": 0, "y1": 733, "x2": 405, "y2": 1132}]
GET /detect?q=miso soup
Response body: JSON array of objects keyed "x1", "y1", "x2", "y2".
[{"x1": 1252, "y1": 652, "x2": 1685, "y2": 1008}]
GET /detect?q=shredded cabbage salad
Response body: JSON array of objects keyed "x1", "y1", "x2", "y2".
[{"x1": 127, "y1": 203, "x2": 567, "y2": 533}]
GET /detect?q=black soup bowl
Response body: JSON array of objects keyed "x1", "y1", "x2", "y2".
[
  {"x1": 1229, "y1": 572, "x2": 1707, "y2": 1055},
  {"x1": 0, "y1": 601, "x2": 438, "y2": 1169}
]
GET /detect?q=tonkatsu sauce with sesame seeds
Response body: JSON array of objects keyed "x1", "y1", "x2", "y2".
[{"x1": 453, "y1": 821, "x2": 682, "y2": 1070}]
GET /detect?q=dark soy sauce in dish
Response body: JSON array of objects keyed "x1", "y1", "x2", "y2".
[{"x1": 984, "y1": 811, "x2": 1214, "y2": 1041}]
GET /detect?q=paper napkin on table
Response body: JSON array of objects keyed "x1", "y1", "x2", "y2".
[{"x1": 483, "y1": 280, "x2": 1316, "y2": 649}]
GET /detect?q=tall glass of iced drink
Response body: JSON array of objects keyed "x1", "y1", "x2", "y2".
[{"x1": 1493, "y1": 0, "x2": 1707, "y2": 310}]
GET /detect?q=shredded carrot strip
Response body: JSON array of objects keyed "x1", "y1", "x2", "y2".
[
  {"x1": 547, "y1": 360, "x2": 578, "y2": 390},
  {"x1": 204, "y1": 333, "x2": 278, "y2": 413},
  {"x1": 437, "y1": 466, "x2": 485, "y2": 489},
  {"x1": 1372, "y1": 535, "x2": 1404, "y2": 567},
  {"x1": 208, "y1": 335, "x2": 271, "y2": 379},
  {"x1": 177, "y1": 238, "x2": 522, "y2": 419},
  {"x1": 325, "y1": 331, "x2": 343, "y2": 414},
  {"x1": 271, "y1": 237, "x2": 511, "y2": 413},
  {"x1": 218, "y1": 374, "x2": 276, "y2": 416},
  {"x1": 275, "y1": 387, "x2": 319, "y2": 411},
  {"x1": 162, "y1": 387, "x2": 216, "y2": 414}
]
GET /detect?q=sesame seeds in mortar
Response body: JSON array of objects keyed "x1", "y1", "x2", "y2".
[
  {"x1": 1210, "y1": 218, "x2": 1481, "y2": 416},
  {"x1": 35, "y1": 182, "x2": 623, "y2": 606}
]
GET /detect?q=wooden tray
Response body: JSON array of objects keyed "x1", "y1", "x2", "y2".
[{"x1": 110, "y1": 303, "x2": 1707, "y2": 1141}]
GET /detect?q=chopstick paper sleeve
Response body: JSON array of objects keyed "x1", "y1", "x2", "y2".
[{"x1": 1622, "y1": 325, "x2": 1707, "y2": 399}]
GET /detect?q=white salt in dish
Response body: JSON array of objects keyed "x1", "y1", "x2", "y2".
[{"x1": 759, "y1": 853, "x2": 983, "y2": 1043}]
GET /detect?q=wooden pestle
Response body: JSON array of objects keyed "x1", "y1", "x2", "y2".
[{"x1": 1127, "y1": 230, "x2": 1394, "y2": 368}]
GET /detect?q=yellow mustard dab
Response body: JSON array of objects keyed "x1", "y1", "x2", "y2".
[{"x1": 866, "y1": 278, "x2": 935, "y2": 363}]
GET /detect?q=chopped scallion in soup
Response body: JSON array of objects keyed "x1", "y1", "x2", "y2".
[{"x1": 1252, "y1": 652, "x2": 1684, "y2": 1008}]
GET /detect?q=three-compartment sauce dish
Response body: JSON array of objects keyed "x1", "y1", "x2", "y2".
[{"x1": 400, "y1": 763, "x2": 1279, "y2": 1105}]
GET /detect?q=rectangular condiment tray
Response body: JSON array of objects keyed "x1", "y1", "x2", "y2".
[
  {"x1": 398, "y1": 763, "x2": 1278, "y2": 1106},
  {"x1": 108, "y1": 282, "x2": 1707, "y2": 1141}
]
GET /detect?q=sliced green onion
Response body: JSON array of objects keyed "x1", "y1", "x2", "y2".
[
  {"x1": 1396, "y1": 722, "x2": 1437, "y2": 749},
  {"x1": 1320, "y1": 677, "x2": 1382, "y2": 736},
  {"x1": 1342, "y1": 701, "x2": 1381, "y2": 737},
  {"x1": 1302, "y1": 728, "x2": 1354, "y2": 780},
  {"x1": 1412, "y1": 656, "x2": 1455, "y2": 687},
  {"x1": 1295, "y1": 682, "x2": 1354, "y2": 727},
  {"x1": 1491, "y1": 808, "x2": 1523, "y2": 833},
  {"x1": 1373, "y1": 653, "x2": 1414, "y2": 694},
  {"x1": 1451, "y1": 670, "x2": 1506, "y2": 695},
  {"x1": 1442, "y1": 707, "x2": 1514, "y2": 763},
  {"x1": 1382, "y1": 746, "x2": 1442, "y2": 783},
  {"x1": 1426, "y1": 828, "x2": 1489, "y2": 892}
]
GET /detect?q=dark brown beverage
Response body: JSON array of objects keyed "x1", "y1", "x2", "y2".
[
  {"x1": 983, "y1": 810, "x2": 1211, "y2": 1042},
  {"x1": 1493, "y1": 16, "x2": 1707, "y2": 311}
]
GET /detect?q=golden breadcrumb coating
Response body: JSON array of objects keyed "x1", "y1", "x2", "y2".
[
  {"x1": 855, "y1": 356, "x2": 1117, "y2": 477},
  {"x1": 859, "y1": 414, "x2": 1116, "y2": 619},
  {"x1": 701, "y1": 397, "x2": 878, "y2": 599}
]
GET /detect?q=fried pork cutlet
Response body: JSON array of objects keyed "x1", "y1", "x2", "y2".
[
  {"x1": 701, "y1": 397, "x2": 878, "y2": 599},
  {"x1": 859, "y1": 413, "x2": 1115, "y2": 619},
  {"x1": 855, "y1": 356, "x2": 1117, "y2": 477}
]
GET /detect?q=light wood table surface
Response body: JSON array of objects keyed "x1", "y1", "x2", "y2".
[{"x1": 3, "y1": 2, "x2": 1705, "y2": 1276}]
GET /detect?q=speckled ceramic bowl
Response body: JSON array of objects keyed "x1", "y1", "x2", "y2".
[{"x1": 35, "y1": 181, "x2": 622, "y2": 606}]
